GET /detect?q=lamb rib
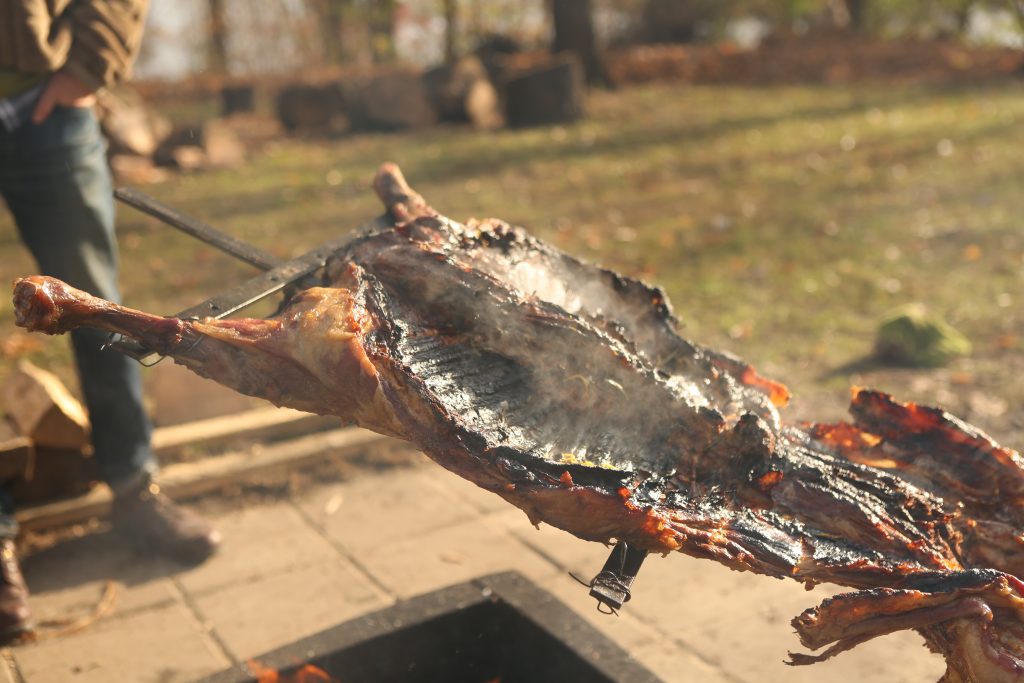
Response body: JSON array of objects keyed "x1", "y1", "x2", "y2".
[{"x1": 13, "y1": 163, "x2": 1024, "y2": 682}]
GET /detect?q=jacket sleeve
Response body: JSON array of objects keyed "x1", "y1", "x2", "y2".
[{"x1": 62, "y1": 0, "x2": 150, "y2": 92}]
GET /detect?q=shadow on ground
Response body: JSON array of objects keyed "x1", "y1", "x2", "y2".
[{"x1": 22, "y1": 530, "x2": 181, "y2": 612}]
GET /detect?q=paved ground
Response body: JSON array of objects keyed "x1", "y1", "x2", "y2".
[{"x1": 2, "y1": 440, "x2": 947, "y2": 683}]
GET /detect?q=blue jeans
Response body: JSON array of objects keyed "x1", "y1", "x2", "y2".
[{"x1": 0, "y1": 105, "x2": 157, "y2": 535}]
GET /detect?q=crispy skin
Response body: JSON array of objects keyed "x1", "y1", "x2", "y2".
[
  {"x1": 791, "y1": 570, "x2": 1024, "y2": 682},
  {"x1": 12, "y1": 163, "x2": 1024, "y2": 681}
]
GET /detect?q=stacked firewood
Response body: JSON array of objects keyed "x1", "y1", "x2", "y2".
[
  {"x1": 98, "y1": 88, "x2": 247, "y2": 184},
  {"x1": 0, "y1": 362, "x2": 98, "y2": 505},
  {"x1": 275, "y1": 52, "x2": 586, "y2": 133}
]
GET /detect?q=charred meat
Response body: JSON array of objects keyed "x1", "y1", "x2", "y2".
[{"x1": 12, "y1": 164, "x2": 1024, "y2": 682}]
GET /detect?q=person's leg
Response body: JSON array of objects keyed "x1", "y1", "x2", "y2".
[
  {"x1": 0, "y1": 105, "x2": 155, "y2": 489},
  {"x1": 0, "y1": 492, "x2": 30, "y2": 639},
  {"x1": 0, "y1": 106, "x2": 218, "y2": 565}
]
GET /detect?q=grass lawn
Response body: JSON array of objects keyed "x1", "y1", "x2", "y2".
[{"x1": 3, "y1": 79, "x2": 1023, "y2": 442}]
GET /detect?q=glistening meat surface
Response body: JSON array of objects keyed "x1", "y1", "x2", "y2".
[{"x1": 13, "y1": 163, "x2": 1024, "y2": 682}]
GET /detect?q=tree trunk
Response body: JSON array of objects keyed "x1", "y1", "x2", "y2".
[
  {"x1": 207, "y1": 0, "x2": 229, "y2": 73},
  {"x1": 444, "y1": 0, "x2": 458, "y2": 63},
  {"x1": 320, "y1": 0, "x2": 349, "y2": 64},
  {"x1": 953, "y1": 1, "x2": 974, "y2": 35},
  {"x1": 551, "y1": 0, "x2": 606, "y2": 85},
  {"x1": 640, "y1": 0, "x2": 698, "y2": 43},
  {"x1": 1008, "y1": 1, "x2": 1024, "y2": 34},
  {"x1": 368, "y1": 0, "x2": 397, "y2": 63},
  {"x1": 844, "y1": 0, "x2": 868, "y2": 32},
  {"x1": 503, "y1": 53, "x2": 585, "y2": 127}
]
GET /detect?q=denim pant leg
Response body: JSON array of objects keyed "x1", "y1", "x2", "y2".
[{"x1": 0, "y1": 106, "x2": 157, "y2": 508}]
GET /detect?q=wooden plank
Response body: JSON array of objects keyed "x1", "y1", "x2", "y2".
[
  {"x1": 16, "y1": 427, "x2": 392, "y2": 532},
  {"x1": 151, "y1": 407, "x2": 340, "y2": 456}
]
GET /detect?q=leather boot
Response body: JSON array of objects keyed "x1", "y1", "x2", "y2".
[
  {"x1": 111, "y1": 479, "x2": 221, "y2": 565},
  {"x1": 0, "y1": 539, "x2": 32, "y2": 643}
]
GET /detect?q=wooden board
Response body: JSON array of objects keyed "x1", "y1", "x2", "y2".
[
  {"x1": 17, "y1": 427, "x2": 391, "y2": 531},
  {"x1": 151, "y1": 406, "x2": 340, "y2": 457}
]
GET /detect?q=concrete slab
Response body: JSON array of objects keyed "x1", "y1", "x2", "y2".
[
  {"x1": 191, "y1": 558, "x2": 391, "y2": 660},
  {"x1": 486, "y1": 507, "x2": 614, "y2": 576},
  {"x1": 478, "y1": 508, "x2": 946, "y2": 681},
  {"x1": 630, "y1": 640, "x2": 738, "y2": 683},
  {"x1": 174, "y1": 501, "x2": 340, "y2": 596},
  {"x1": 358, "y1": 516, "x2": 559, "y2": 599},
  {"x1": 22, "y1": 532, "x2": 178, "y2": 622},
  {"x1": 12, "y1": 602, "x2": 229, "y2": 683},
  {"x1": 623, "y1": 552, "x2": 946, "y2": 683},
  {"x1": 414, "y1": 459, "x2": 515, "y2": 514},
  {"x1": 294, "y1": 468, "x2": 479, "y2": 554}
]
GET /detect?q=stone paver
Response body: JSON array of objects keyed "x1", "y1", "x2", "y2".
[
  {"x1": 294, "y1": 469, "x2": 479, "y2": 554},
  {"x1": 486, "y1": 507, "x2": 614, "y2": 576},
  {"x1": 174, "y1": 501, "x2": 340, "y2": 596},
  {"x1": 192, "y1": 557, "x2": 391, "y2": 660},
  {"x1": 23, "y1": 532, "x2": 178, "y2": 623},
  {"x1": 358, "y1": 515, "x2": 559, "y2": 599},
  {"x1": 625, "y1": 552, "x2": 945, "y2": 683},
  {"x1": 631, "y1": 640, "x2": 737, "y2": 683},
  {"x1": 414, "y1": 460, "x2": 516, "y2": 514},
  {"x1": 14, "y1": 602, "x2": 229, "y2": 683}
]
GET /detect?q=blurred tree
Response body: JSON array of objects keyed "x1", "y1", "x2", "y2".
[
  {"x1": 639, "y1": 0, "x2": 702, "y2": 42},
  {"x1": 368, "y1": 0, "x2": 397, "y2": 62},
  {"x1": 309, "y1": 0, "x2": 350, "y2": 64},
  {"x1": 1011, "y1": 0, "x2": 1024, "y2": 33},
  {"x1": 444, "y1": 0, "x2": 458, "y2": 62},
  {"x1": 952, "y1": 0, "x2": 976, "y2": 33},
  {"x1": 207, "y1": 0, "x2": 229, "y2": 72},
  {"x1": 845, "y1": 0, "x2": 869, "y2": 30},
  {"x1": 552, "y1": 0, "x2": 608, "y2": 84}
]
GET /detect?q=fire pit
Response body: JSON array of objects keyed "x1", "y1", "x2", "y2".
[{"x1": 199, "y1": 572, "x2": 660, "y2": 683}]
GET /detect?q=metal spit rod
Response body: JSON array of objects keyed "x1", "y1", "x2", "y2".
[
  {"x1": 114, "y1": 187, "x2": 282, "y2": 270},
  {"x1": 109, "y1": 188, "x2": 365, "y2": 364}
]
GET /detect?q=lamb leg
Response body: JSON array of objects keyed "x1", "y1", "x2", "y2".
[
  {"x1": 13, "y1": 276, "x2": 191, "y2": 353},
  {"x1": 12, "y1": 274, "x2": 406, "y2": 437}
]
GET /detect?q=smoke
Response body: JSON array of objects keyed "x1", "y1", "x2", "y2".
[{"x1": 344, "y1": 215, "x2": 780, "y2": 480}]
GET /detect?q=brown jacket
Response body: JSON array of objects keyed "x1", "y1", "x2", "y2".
[{"x1": 0, "y1": 0, "x2": 149, "y2": 92}]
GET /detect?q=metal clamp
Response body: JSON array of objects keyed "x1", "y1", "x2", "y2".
[{"x1": 576, "y1": 541, "x2": 648, "y2": 614}]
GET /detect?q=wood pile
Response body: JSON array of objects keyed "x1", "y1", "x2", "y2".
[
  {"x1": 275, "y1": 83, "x2": 346, "y2": 132},
  {"x1": 1, "y1": 361, "x2": 97, "y2": 505},
  {"x1": 423, "y1": 56, "x2": 503, "y2": 130},
  {"x1": 272, "y1": 51, "x2": 584, "y2": 134},
  {"x1": 503, "y1": 53, "x2": 585, "y2": 128},
  {"x1": 154, "y1": 119, "x2": 246, "y2": 171},
  {"x1": 340, "y1": 71, "x2": 438, "y2": 131},
  {"x1": 98, "y1": 87, "x2": 249, "y2": 184}
]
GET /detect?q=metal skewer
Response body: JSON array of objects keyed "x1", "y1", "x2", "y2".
[
  {"x1": 114, "y1": 187, "x2": 281, "y2": 270},
  {"x1": 108, "y1": 187, "x2": 388, "y2": 364}
]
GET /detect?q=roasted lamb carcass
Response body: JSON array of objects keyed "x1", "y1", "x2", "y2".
[{"x1": 13, "y1": 164, "x2": 1024, "y2": 682}]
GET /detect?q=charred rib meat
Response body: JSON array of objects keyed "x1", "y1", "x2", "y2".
[{"x1": 12, "y1": 164, "x2": 1024, "y2": 681}]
